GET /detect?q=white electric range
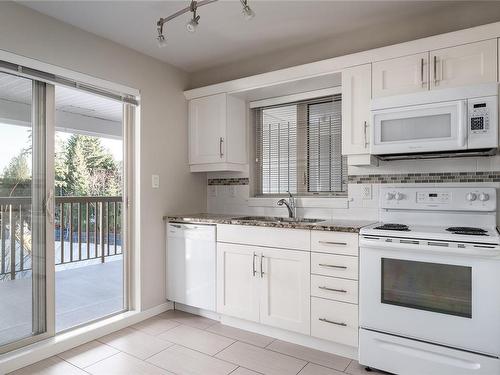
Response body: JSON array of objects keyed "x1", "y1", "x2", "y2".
[{"x1": 358, "y1": 186, "x2": 500, "y2": 375}]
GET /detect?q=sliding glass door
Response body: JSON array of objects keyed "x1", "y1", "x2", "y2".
[{"x1": 0, "y1": 72, "x2": 52, "y2": 349}]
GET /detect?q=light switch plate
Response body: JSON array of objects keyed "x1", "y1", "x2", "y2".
[{"x1": 152, "y1": 174, "x2": 160, "y2": 188}]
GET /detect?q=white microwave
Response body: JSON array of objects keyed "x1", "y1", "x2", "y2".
[{"x1": 370, "y1": 83, "x2": 499, "y2": 157}]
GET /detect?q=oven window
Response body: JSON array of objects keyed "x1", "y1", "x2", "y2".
[{"x1": 381, "y1": 258, "x2": 472, "y2": 318}]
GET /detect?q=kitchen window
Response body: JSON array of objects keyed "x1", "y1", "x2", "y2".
[{"x1": 253, "y1": 95, "x2": 346, "y2": 196}]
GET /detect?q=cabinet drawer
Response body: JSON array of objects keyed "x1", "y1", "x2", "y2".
[
  {"x1": 311, "y1": 275, "x2": 358, "y2": 304},
  {"x1": 311, "y1": 231, "x2": 358, "y2": 255},
  {"x1": 217, "y1": 224, "x2": 310, "y2": 251},
  {"x1": 311, "y1": 297, "x2": 358, "y2": 347},
  {"x1": 311, "y1": 253, "x2": 358, "y2": 280}
]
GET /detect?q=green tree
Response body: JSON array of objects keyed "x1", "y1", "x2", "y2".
[{"x1": 2, "y1": 152, "x2": 30, "y2": 181}]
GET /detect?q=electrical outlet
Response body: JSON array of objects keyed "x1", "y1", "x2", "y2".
[
  {"x1": 152, "y1": 174, "x2": 160, "y2": 188},
  {"x1": 208, "y1": 186, "x2": 217, "y2": 198},
  {"x1": 362, "y1": 185, "x2": 372, "y2": 199},
  {"x1": 228, "y1": 186, "x2": 236, "y2": 198}
]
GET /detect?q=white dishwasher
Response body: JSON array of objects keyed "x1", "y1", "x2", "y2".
[{"x1": 166, "y1": 222, "x2": 216, "y2": 311}]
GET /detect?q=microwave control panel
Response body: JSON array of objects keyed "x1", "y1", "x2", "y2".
[{"x1": 467, "y1": 95, "x2": 498, "y2": 149}]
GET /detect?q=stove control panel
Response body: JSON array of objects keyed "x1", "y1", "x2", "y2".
[{"x1": 380, "y1": 187, "x2": 496, "y2": 211}]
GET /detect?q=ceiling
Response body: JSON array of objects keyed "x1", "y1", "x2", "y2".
[{"x1": 19, "y1": 1, "x2": 470, "y2": 73}]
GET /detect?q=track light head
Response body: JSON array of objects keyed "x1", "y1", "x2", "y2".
[
  {"x1": 186, "y1": 15, "x2": 200, "y2": 33},
  {"x1": 241, "y1": 0, "x2": 255, "y2": 20},
  {"x1": 156, "y1": 19, "x2": 167, "y2": 47}
]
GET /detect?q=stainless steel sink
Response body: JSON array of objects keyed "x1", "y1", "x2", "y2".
[{"x1": 235, "y1": 216, "x2": 325, "y2": 224}]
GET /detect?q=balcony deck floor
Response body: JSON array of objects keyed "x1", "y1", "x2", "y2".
[{"x1": 0, "y1": 258, "x2": 123, "y2": 347}]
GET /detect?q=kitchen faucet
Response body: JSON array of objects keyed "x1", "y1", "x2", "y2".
[{"x1": 277, "y1": 191, "x2": 297, "y2": 219}]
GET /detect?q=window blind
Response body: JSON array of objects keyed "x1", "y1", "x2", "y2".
[{"x1": 254, "y1": 94, "x2": 346, "y2": 196}]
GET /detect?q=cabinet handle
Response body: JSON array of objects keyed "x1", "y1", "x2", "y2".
[
  {"x1": 363, "y1": 121, "x2": 368, "y2": 147},
  {"x1": 433, "y1": 55, "x2": 438, "y2": 86},
  {"x1": 318, "y1": 241, "x2": 347, "y2": 246},
  {"x1": 420, "y1": 58, "x2": 424, "y2": 86},
  {"x1": 319, "y1": 286, "x2": 347, "y2": 293},
  {"x1": 318, "y1": 263, "x2": 347, "y2": 269},
  {"x1": 219, "y1": 137, "x2": 224, "y2": 158},
  {"x1": 252, "y1": 252, "x2": 257, "y2": 277},
  {"x1": 319, "y1": 318, "x2": 347, "y2": 327},
  {"x1": 260, "y1": 254, "x2": 265, "y2": 277}
]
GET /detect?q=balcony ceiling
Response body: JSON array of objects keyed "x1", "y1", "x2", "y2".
[{"x1": 18, "y1": 1, "x2": 491, "y2": 73}]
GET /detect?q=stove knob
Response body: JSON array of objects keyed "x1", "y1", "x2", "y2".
[
  {"x1": 479, "y1": 193, "x2": 489, "y2": 202},
  {"x1": 394, "y1": 192, "x2": 404, "y2": 201},
  {"x1": 466, "y1": 192, "x2": 477, "y2": 201},
  {"x1": 385, "y1": 192, "x2": 395, "y2": 200}
]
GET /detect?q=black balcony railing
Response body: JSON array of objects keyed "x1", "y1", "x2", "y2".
[{"x1": 0, "y1": 196, "x2": 123, "y2": 280}]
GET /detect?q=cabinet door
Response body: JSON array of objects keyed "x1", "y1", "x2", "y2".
[
  {"x1": 372, "y1": 52, "x2": 429, "y2": 98},
  {"x1": 216, "y1": 243, "x2": 260, "y2": 322},
  {"x1": 431, "y1": 39, "x2": 497, "y2": 89},
  {"x1": 260, "y1": 248, "x2": 310, "y2": 335},
  {"x1": 342, "y1": 64, "x2": 371, "y2": 155},
  {"x1": 189, "y1": 93, "x2": 227, "y2": 164}
]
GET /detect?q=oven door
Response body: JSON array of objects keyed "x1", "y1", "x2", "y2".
[
  {"x1": 371, "y1": 100, "x2": 467, "y2": 155},
  {"x1": 359, "y1": 240, "x2": 500, "y2": 356}
]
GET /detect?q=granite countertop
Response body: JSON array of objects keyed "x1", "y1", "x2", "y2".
[{"x1": 164, "y1": 213, "x2": 375, "y2": 233}]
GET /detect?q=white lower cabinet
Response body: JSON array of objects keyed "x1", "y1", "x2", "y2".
[
  {"x1": 260, "y1": 247, "x2": 310, "y2": 334},
  {"x1": 216, "y1": 242, "x2": 310, "y2": 335},
  {"x1": 311, "y1": 297, "x2": 358, "y2": 347},
  {"x1": 216, "y1": 243, "x2": 260, "y2": 322}
]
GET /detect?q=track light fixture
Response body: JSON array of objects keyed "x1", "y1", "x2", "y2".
[{"x1": 155, "y1": 0, "x2": 255, "y2": 46}]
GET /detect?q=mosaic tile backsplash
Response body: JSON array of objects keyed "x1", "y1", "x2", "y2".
[
  {"x1": 208, "y1": 178, "x2": 250, "y2": 186},
  {"x1": 348, "y1": 171, "x2": 500, "y2": 184}
]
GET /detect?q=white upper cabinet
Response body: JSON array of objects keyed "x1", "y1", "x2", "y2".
[
  {"x1": 372, "y1": 52, "x2": 429, "y2": 98},
  {"x1": 189, "y1": 93, "x2": 247, "y2": 172},
  {"x1": 342, "y1": 64, "x2": 372, "y2": 156},
  {"x1": 430, "y1": 39, "x2": 498, "y2": 89},
  {"x1": 259, "y1": 247, "x2": 310, "y2": 335}
]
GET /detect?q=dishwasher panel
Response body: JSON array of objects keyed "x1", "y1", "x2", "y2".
[{"x1": 166, "y1": 223, "x2": 216, "y2": 311}]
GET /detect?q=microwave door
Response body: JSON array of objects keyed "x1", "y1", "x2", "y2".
[{"x1": 371, "y1": 100, "x2": 467, "y2": 155}]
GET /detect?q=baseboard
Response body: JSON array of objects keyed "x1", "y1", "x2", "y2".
[
  {"x1": 0, "y1": 302, "x2": 173, "y2": 374},
  {"x1": 221, "y1": 315, "x2": 358, "y2": 360}
]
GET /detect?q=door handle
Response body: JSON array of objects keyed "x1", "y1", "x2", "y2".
[
  {"x1": 260, "y1": 254, "x2": 264, "y2": 277},
  {"x1": 363, "y1": 121, "x2": 368, "y2": 147},
  {"x1": 318, "y1": 263, "x2": 347, "y2": 269},
  {"x1": 318, "y1": 286, "x2": 347, "y2": 293},
  {"x1": 420, "y1": 58, "x2": 424, "y2": 87},
  {"x1": 433, "y1": 55, "x2": 438, "y2": 86},
  {"x1": 318, "y1": 241, "x2": 347, "y2": 246},
  {"x1": 319, "y1": 318, "x2": 347, "y2": 327},
  {"x1": 45, "y1": 189, "x2": 54, "y2": 225},
  {"x1": 219, "y1": 137, "x2": 224, "y2": 158},
  {"x1": 252, "y1": 252, "x2": 257, "y2": 277}
]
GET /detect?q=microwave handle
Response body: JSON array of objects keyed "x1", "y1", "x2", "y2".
[{"x1": 458, "y1": 100, "x2": 467, "y2": 147}]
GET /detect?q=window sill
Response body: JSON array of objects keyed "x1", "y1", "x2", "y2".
[{"x1": 247, "y1": 196, "x2": 348, "y2": 209}]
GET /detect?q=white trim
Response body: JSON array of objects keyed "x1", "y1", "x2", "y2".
[
  {"x1": 249, "y1": 86, "x2": 342, "y2": 109},
  {"x1": 220, "y1": 314, "x2": 358, "y2": 360},
  {"x1": 0, "y1": 303, "x2": 173, "y2": 374},
  {"x1": 173, "y1": 303, "x2": 221, "y2": 321},
  {"x1": 0, "y1": 49, "x2": 140, "y2": 97},
  {"x1": 184, "y1": 22, "x2": 500, "y2": 100}
]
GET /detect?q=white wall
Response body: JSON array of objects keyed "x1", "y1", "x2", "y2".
[{"x1": 0, "y1": 2, "x2": 207, "y2": 310}]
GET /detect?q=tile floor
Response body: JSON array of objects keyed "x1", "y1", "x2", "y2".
[{"x1": 8, "y1": 310, "x2": 384, "y2": 375}]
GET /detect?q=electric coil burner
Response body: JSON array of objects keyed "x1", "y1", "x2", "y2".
[
  {"x1": 446, "y1": 226, "x2": 489, "y2": 236},
  {"x1": 373, "y1": 223, "x2": 410, "y2": 231}
]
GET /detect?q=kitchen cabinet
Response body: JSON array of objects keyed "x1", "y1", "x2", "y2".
[
  {"x1": 216, "y1": 242, "x2": 260, "y2": 322},
  {"x1": 216, "y1": 241, "x2": 310, "y2": 335},
  {"x1": 372, "y1": 52, "x2": 429, "y2": 97},
  {"x1": 430, "y1": 39, "x2": 497, "y2": 89},
  {"x1": 341, "y1": 64, "x2": 372, "y2": 157},
  {"x1": 260, "y1": 247, "x2": 310, "y2": 334},
  {"x1": 372, "y1": 40, "x2": 497, "y2": 98},
  {"x1": 189, "y1": 93, "x2": 247, "y2": 172}
]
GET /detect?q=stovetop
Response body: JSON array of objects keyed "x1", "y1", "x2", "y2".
[{"x1": 361, "y1": 222, "x2": 500, "y2": 245}]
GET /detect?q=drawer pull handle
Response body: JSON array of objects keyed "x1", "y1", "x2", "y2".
[
  {"x1": 319, "y1": 318, "x2": 347, "y2": 327},
  {"x1": 318, "y1": 241, "x2": 347, "y2": 246},
  {"x1": 318, "y1": 263, "x2": 347, "y2": 269},
  {"x1": 319, "y1": 286, "x2": 347, "y2": 293}
]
